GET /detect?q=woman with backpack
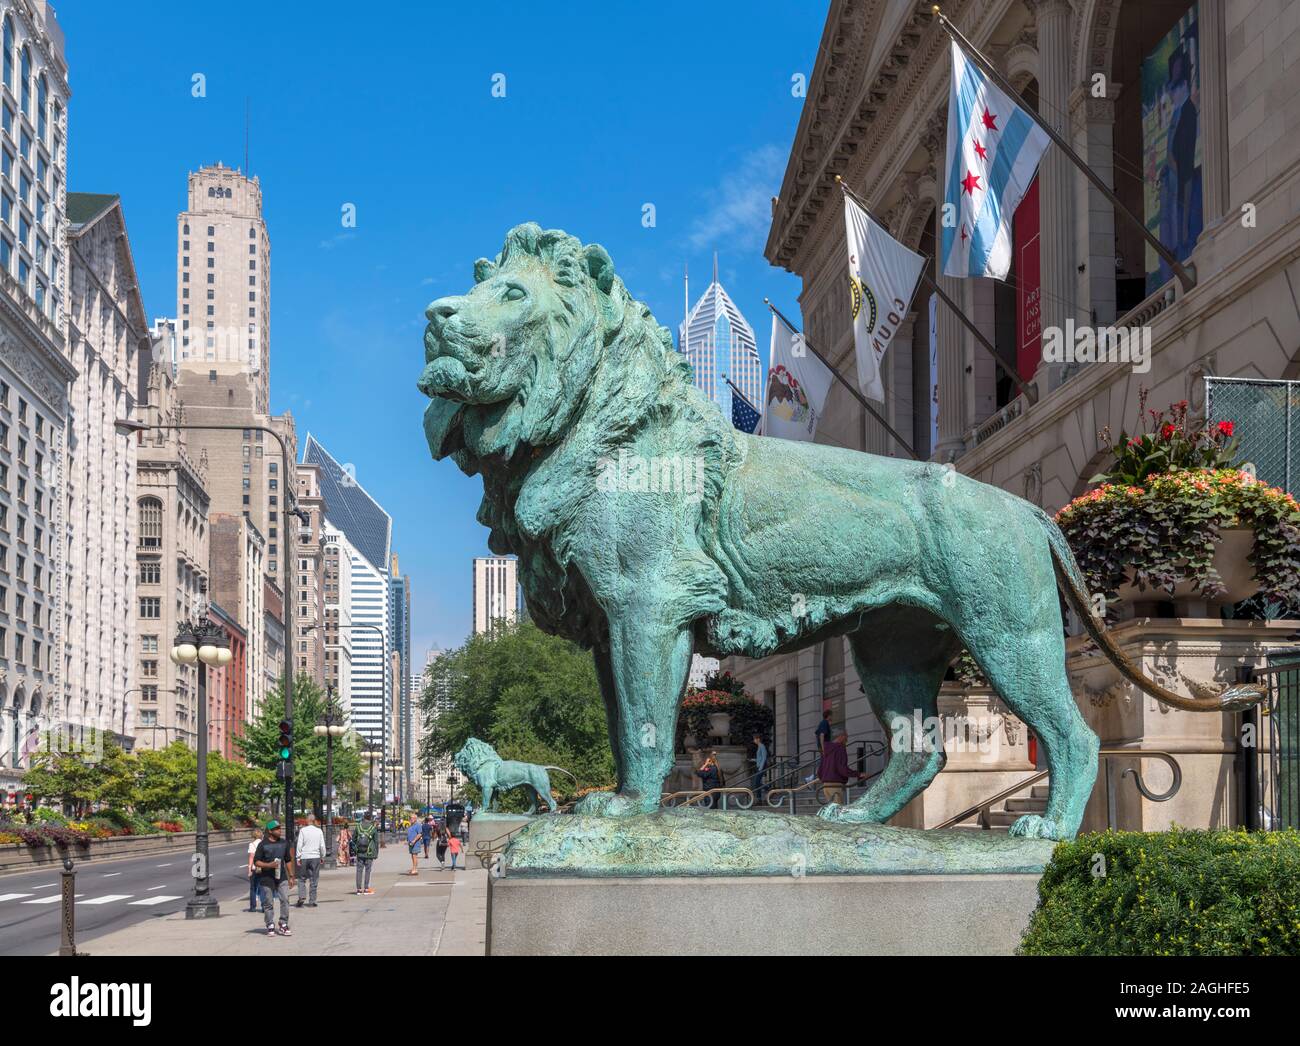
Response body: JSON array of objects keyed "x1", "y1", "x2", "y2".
[{"x1": 435, "y1": 824, "x2": 449, "y2": 870}]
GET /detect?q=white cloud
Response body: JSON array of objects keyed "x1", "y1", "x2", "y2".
[{"x1": 686, "y1": 144, "x2": 784, "y2": 252}]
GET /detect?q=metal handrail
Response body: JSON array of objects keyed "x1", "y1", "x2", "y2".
[
  {"x1": 661, "y1": 787, "x2": 756, "y2": 811},
  {"x1": 936, "y1": 748, "x2": 1183, "y2": 830},
  {"x1": 473, "y1": 822, "x2": 531, "y2": 868}
]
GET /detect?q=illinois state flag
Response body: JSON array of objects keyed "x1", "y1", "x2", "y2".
[
  {"x1": 763, "y1": 315, "x2": 833, "y2": 442},
  {"x1": 844, "y1": 194, "x2": 925, "y2": 402},
  {"x1": 941, "y1": 40, "x2": 1049, "y2": 279}
]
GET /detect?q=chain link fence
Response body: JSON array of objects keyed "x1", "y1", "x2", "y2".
[{"x1": 1206, "y1": 376, "x2": 1299, "y2": 494}]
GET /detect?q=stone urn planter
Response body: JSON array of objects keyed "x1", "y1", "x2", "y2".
[
  {"x1": 707, "y1": 712, "x2": 731, "y2": 740},
  {"x1": 1113, "y1": 527, "x2": 1260, "y2": 607},
  {"x1": 682, "y1": 732, "x2": 699, "y2": 751}
]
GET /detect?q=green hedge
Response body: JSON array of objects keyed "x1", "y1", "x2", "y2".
[{"x1": 1019, "y1": 828, "x2": 1300, "y2": 956}]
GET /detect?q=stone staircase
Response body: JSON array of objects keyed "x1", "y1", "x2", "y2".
[{"x1": 952, "y1": 784, "x2": 1049, "y2": 831}]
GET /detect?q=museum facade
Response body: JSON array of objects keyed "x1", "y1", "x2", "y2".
[{"x1": 721, "y1": 0, "x2": 1300, "y2": 832}]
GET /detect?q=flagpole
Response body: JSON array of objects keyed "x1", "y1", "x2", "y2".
[
  {"x1": 837, "y1": 177, "x2": 1036, "y2": 403},
  {"x1": 763, "y1": 299, "x2": 919, "y2": 461},
  {"x1": 931, "y1": 4, "x2": 1196, "y2": 294}
]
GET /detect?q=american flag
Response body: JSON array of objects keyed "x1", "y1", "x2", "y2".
[{"x1": 729, "y1": 384, "x2": 762, "y2": 434}]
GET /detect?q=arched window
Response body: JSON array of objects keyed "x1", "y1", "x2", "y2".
[
  {"x1": 20, "y1": 46, "x2": 30, "y2": 118},
  {"x1": 3, "y1": 18, "x2": 13, "y2": 94},
  {"x1": 37, "y1": 74, "x2": 46, "y2": 142},
  {"x1": 139, "y1": 497, "x2": 163, "y2": 548}
]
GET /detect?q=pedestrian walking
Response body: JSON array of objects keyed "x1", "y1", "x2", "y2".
[
  {"x1": 252, "y1": 820, "x2": 295, "y2": 937},
  {"x1": 353, "y1": 810, "x2": 379, "y2": 895},
  {"x1": 295, "y1": 813, "x2": 326, "y2": 907},
  {"x1": 435, "y1": 826, "x2": 448, "y2": 869},
  {"x1": 245, "y1": 826, "x2": 261, "y2": 912},
  {"x1": 337, "y1": 823, "x2": 351, "y2": 867},
  {"x1": 457, "y1": 817, "x2": 469, "y2": 846},
  {"x1": 421, "y1": 815, "x2": 433, "y2": 859},
  {"x1": 818, "y1": 730, "x2": 864, "y2": 805},
  {"x1": 405, "y1": 817, "x2": 422, "y2": 875},
  {"x1": 447, "y1": 831, "x2": 462, "y2": 871},
  {"x1": 750, "y1": 732, "x2": 768, "y2": 804}
]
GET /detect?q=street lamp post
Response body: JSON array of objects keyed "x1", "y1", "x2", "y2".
[
  {"x1": 170, "y1": 616, "x2": 231, "y2": 919},
  {"x1": 313, "y1": 685, "x2": 345, "y2": 869},
  {"x1": 117, "y1": 415, "x2": 306, "y2": 855}
]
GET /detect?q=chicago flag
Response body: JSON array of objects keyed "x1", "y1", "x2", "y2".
[{"x1": 941, "y1": 40, "x2": 1049, "y2": 279}]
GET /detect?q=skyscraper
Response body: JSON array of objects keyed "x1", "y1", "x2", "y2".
[
  {"x1": 173, "y1": 163, "x2": 270, "y2": 412},
  {"x1": 0, "y1": 0, "x2": 73, "y2": 791},
  {"x1": 472, "y1": 556, "x2": 519, "y2": 635},
  {"x1": 388, "y1": 554, "x2": 412, "y2": 792},
  {"x1": 677, "y1": 259, "x2": 761, "y2": 419},
  {"x1": 304, "y1": 435, "x2": 392, "y2": 749}
]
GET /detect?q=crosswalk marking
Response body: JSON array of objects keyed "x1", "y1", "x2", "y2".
[
  {"x1": 129, "y1": 895, "x2": 181, "y2": 906},
  {"x1": 102, "y1": 872, "x2": 122, "y2": 878},
  {"x1": 79, "y1": 894, "x2": 132, "y2": 905},
  {"x1": 23, "y1": 894, "x2": 81, "y2": 904},
  {"x1": 0, "y1": 893, "x2": 33, "y2": 902}
]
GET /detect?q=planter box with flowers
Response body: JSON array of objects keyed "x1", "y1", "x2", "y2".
[
  {"x1": 676, "y1": 670, "x2": 775, "y2": 752},
  {"x1": 1055, "y1": 394, "x2": 1300, "y2": 619}
]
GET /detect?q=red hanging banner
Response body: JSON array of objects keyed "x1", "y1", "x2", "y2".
[{"x1": 1014, "y1": 176, "x2": 1041, "y2": 381}]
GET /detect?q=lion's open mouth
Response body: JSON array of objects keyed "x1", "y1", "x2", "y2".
[{"x1": 418, "y1": 355, "x2": 475, "y2": 401}]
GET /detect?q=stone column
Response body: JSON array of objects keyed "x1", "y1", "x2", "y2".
[
  {"x1": 1029, "y1": 0, "x2": 1076, "y2": 391},
  {"x1": 1198, "y1": 0, "x2": 1230, "y2": 224},
  {"x1": 1071, "y1": 84, "x2": 1119, "y2": 327}
]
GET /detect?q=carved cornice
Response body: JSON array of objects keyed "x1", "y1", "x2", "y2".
[{"x1": 1074, "y1": 0, "x2": 1122, "y2": 82}]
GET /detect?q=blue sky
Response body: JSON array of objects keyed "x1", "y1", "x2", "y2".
[{"x1": 59, "y1": 0, "x2": 824, "y2": 657}]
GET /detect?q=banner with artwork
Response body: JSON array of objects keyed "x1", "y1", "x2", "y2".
[{"x1": 1142, "y1": 7, "x2": 1202, "y2": 294}]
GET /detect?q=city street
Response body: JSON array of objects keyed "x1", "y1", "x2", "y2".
[{"x1": 0, "y1": 838, "x2": 486, "y2": 957}]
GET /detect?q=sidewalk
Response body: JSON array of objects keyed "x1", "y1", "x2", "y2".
[{"x1": 58, "y1": 840, "x2": 487, "y2": 956}]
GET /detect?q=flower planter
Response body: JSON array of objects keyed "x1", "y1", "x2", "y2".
[
  {"x1": 1113, "y1": 527, "x2": 1259, "y2": 606},
  {"x1": 707, "y1": 712, "x2": 731, "y2": 740},
  {"x1": 682, "y1": 732, "x2": 699, "y2": 750}
]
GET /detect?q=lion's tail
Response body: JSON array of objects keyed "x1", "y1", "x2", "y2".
[
  {"x1": 1033, "y1": 506, "x2": 1265, "y2": 713},
  {"x1": 544, "y1": 766, "x2": 578, "y2": 783}
]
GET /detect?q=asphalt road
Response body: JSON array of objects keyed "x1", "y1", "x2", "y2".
[{"x1": 0, "y1": 842, "x2": 262, "y2": 956}]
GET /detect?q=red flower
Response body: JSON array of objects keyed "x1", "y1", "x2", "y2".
[
  {"x1": 1217, "y1": 420, "x2": 1235, "y2": 437},
  {"x1": 1161, "y1": 423, "x2": 1175, "y2": 439}
]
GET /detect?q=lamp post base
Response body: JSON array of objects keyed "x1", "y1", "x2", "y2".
[{"x1": 185, "y1": 895, "x2": 221, "y2": 920}]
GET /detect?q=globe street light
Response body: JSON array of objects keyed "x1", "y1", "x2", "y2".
[
  {"x1": 313, "y1": 685, "x2": 346, "y2": 868},
  {"x1": 170, "y1": 615, "x2": 231, "y2": 919}
]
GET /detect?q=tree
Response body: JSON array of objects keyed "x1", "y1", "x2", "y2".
[
  {"x1": 237, "y1": 675, "x2": 362, "y2": 819},
  {"x1": 420, "y1": 621, "x2": 615, "y2": 803},
  {"x1": 24, "y1": 735, "x2": 136, "y2": 816}
]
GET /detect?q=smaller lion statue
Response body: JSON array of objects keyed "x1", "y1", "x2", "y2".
[{"x1": 453, "y1": 738, "x2": 574, "y2": 815}]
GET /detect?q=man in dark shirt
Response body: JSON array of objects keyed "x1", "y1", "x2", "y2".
[
  {"x1": 815, "y1": 713, "x2": 832, "y2": 753},
  {"x1": 818, "y1": 731, "x2": 863, "y2": 805},
  {"x1": 253, "y1": 820, "x2": 296, "y2": 937}
]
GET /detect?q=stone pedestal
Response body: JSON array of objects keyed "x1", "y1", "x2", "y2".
[
  {"x1": 1067, "y1": 617, "x2": 1294, "y2": 832},
  {"x1": 467, "y1": 814, "x2": 532, "y2": 857},
  {"x1": 487, "y1": 872, "x2": 1042, "y2": 956}
]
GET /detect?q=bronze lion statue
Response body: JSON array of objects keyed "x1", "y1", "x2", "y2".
[{"x1": 417, "y1": 223, "x2": 1261, "y2": 840}]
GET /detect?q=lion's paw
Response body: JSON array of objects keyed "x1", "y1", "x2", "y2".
[
  {"x1": 572, "y1": 791, "x2": 657, "y2": 817},
  {"x1": 1008, "y1": 814, "x2": 1067, "y2": 840},
  {"x1": 816, "y1": 802, "x2": 881, "y2": 824}
]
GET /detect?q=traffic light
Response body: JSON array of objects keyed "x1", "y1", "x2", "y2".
[{"x1": 278, "y1": 719, "x2": 293, "y2": 761}]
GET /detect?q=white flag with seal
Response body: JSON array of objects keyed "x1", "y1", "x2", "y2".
[
  {"x1": 844, "y1": 194, "x2": 925, "y2": 402},
  {"x1": 763, "y1": 315, "x2": 833, "y2": 442}
]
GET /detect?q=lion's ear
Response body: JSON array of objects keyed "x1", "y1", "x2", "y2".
[
  {"x1": 583, "y1": 244, "x2": 616, "y2": 295},
  {"x1": 473, "y1": 258, "x2": 497, "y2": 284}
]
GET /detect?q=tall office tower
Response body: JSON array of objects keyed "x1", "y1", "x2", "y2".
[
  {"x1": 420, "y1": 648, "x2": 454, "y2": 793},
  {"x1": 677, "y1": 260, "x2": 761, "y2": 418},
  {"x1": 388, "y1": 554, "x2": 412, "y2": 793},
  {"x1": 472, "y1": 556, "x2": 519, "y2": 635},
  {"x1": 65, "y1": 194, "x2": 147, "y2": 752},
  {"x1": 305, "y1": 435, "x2": 392, "y2": 749},
  {"x1": 0, "y1": 0, "x2": 72, "y2": 793},
  {"x1": 207, "y1": 512, "x2": 265, "y2": 719},
  {"x1": 321, "y1": 522, "x2": 352, "y2": 720},
  {"x1": 173, "y1": 163, "x2": 270, "y2": 412},
  {"x1": 132, "y1": 363, "x2": 211, "y2": 751},
  {"x1": 293, "y1": 462, "x2": 327, "y2": 682},
  {"x1": 262, "y1": 578, "x2": 284, "y2": 712}
]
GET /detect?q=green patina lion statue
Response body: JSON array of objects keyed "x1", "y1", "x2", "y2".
[
  {"x1": 417, "y1": 223, "x2": 1263, "y2": 841},
  {"x1": 453, "y1": 738, "x2": 571, "y2": 814}
]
